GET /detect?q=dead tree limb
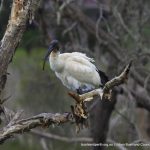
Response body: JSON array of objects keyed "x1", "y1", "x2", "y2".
[
  {"x1": 0, "y1": 112, "x2": 72, "y2": 144},
  {"x1": 103, "y1": 61, "x2": 132, "y2": 93},
  {"x1": 0, "y1": 0, "x2": 41, "y2": 95}
]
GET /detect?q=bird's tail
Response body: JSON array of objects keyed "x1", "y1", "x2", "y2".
[{"x1": 97, "y1": 69, "x2": 109, "y2": 87}]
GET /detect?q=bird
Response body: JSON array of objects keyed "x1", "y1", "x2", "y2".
[{"x1": 43, "y1": 40, "x2": 108, "y2": 94}]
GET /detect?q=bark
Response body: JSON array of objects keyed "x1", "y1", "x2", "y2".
[
  {"x1": 0, "y1": 112, "x2": 71, "y2": 144},
  {"x1": 0, "y1": 0, "x2": 41, "y2": 95},
  {"x1": 90, "y1": 94, "x2": 117, "y2": 150}
]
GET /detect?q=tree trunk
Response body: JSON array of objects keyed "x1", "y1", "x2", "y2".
[
  {"x1": 0, "y1": 0, "x2": 41, "y2": 97},
  {"x1": 90, "y1": 92, "x2": 117, "y2": 150}
]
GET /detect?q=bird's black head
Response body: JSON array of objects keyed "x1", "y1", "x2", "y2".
[
  {"x1": 43, "y1": 40, "x2": 59, "y2": 70},
  {"x1": 48, "y1": 40, "x2": 59, "y2": 52}
]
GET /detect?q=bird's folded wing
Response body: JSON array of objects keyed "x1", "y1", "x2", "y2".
[{"x1": 64, "y1": 56, "x2": 100, "y2": 86}]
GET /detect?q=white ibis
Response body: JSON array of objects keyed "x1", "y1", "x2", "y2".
[{"x1": 43, "y1": 40, "x2": 108, "y2": 94}]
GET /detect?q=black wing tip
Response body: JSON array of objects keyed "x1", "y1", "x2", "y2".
[{"x1": 97, "y1": 69, "x2": 109, "y2": 86}]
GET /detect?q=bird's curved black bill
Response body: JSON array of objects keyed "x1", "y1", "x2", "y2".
[{"x1": 42, "y1": 46, "x2": 53, "y2": 70}]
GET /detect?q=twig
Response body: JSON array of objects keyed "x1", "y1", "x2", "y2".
[
  {"x1": 40, "y1": 139, "x2": 49, "y2": 150},
  {"x1": 113, "y1": 8, "x2": 136, "y2": 41},
  {"x1": 114, "y1": 109, "x2": 135, "y2": 128},
  {"x1": 63, "y1": 22, "x2": 77, "y2": 36},
  {"x1": 0, "y1": 95, "x2": 12, "y2": 105},
  {"x1": 7, "y1": 110, "x2": 24, "y2": 127},
  {"x1": 56, "y1": 0, "x2": 74, "y2": 25},
  {"x1": 96, "y1": 3, "x2": 103, "y2": 43},
  {"x1": 31, "y1": 130, "x2": 92, "y2": 143}
]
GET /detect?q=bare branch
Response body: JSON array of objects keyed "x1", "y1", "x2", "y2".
[
  {"x1": 56, "y1": 0, "x2": 74, "y2": 25},
  {"x1": 113, "y1": 8, "x2": 136, "y2": 41},
  {"x1": 0, "y1": 0, "x2": 41, "y2": 93},
  {"x1": 103, "y1": 61, "x2": 132, "y2": 94},
  {"x1": 63, "y1": 22, "x2": 77, "y2": 36},
  {"x1": 0, "y1": 112, "x2": 72, "y2": 144},
  {"x1": 95, "y1": 3, "x2": 104, "y2": 43},
  {"x1": 31, "y1": 130, "x2": 92, "y2": 143},
  {"x1": 40, "y1": 139, "x2": 49, "y2": 150}
]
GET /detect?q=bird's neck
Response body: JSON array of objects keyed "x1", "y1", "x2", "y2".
[
  {"x1": 50, "y1": 50, "x2": 59, "y2": 58},
  {"x1": 49, "y1": 51, "x2": 62, "y2": 72}
]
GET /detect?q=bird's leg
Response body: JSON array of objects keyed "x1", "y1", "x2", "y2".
[{"x1": 76, "y1": 87, "x2": 84, "y2": 95}]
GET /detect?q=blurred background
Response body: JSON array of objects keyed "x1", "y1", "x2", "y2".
[{"x1": 0, "y1": 0, "x2": 150, "y2": 150}]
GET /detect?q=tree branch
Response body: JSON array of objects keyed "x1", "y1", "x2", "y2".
[
  {"x1": 31, "y1": 130, "x2": 92, "y2": 143},
  {"x1": 0, "y1": 112, "x2": 72, "y2": 144},
  {"x1": 0, "y1": 0, "x2": 41, "y2": 94}
]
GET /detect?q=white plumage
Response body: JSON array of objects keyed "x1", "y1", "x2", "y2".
[
  {"x1": 50, "y1": 52, "x2": 101, "y2": 91},
  {"x1": 43, "y1": 40, "x2": 108, "y2": 94}
]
